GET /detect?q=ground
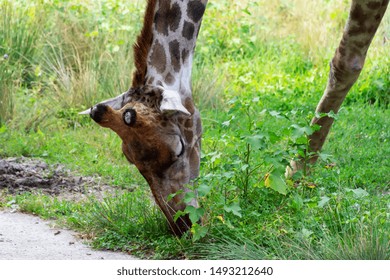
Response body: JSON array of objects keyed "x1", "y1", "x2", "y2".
[
  {"x1": 0, "y1": 157, "x2": 136, "y2": 260},
  {"x1": 0, "y1": 157, "x2": 118, "y2": 199},
  {"x1": 0, "y1": 210, "x2": 136, "y2": 260}
]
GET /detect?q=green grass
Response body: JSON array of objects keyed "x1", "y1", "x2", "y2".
[{"x1": 0, "y1": 0, "x2": 389, "y2": 259}]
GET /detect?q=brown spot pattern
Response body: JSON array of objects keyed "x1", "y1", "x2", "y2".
[
  {"x1": 350, "y1": 4, "x2": 366, "y2": 26},
  {"x1": 184, "y1": 97, "x2": 195, "y2": 114},
  {"x1": 149, "y1": 40, "x2": 167, "y2": 74},
  {"x1": 182, "y1": 21, "x2": 195, "y2": 40},
  {"x1": 347, "y1": 4, "x2": 367, "y2": 37},
  {"x1": 147, "y1": 76, "x2": 155, "y2": 85},
  {"x1": 154, "y1": 1, "x2": 182, "y2": 36},
  {"x1": 187, "y1": 1, "x2": 206, "y2": 22},
  {"x1": 165, "y1": 72, "x2": 176, "y2": 85},
  {"x1": 127, "y1": 86, "x2": 163, "y2": 111},
  {"x1": 169, "y1": 40, "x2": 181, "y2": 72}
]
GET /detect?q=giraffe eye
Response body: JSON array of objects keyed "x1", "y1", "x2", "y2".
[{"x1": 123, "y1": 108, "x2": 137, "y2": 126}]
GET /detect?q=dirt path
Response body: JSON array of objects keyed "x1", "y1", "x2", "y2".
[
  {"x1": 0, "y1": 210, "x2": 136, "y2": 260},
  {"x1": 0, "y1": 157, "x2": 119, "y2": 199},
  {"x1": 0, "y1": 157, "x2": 137, "y2": 260}
]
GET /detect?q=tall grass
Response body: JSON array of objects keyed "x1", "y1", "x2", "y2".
[
  {"x1": 0, "y1": 0, "x2": 44, "y2": 124},
  {"x1": 251, "y1": 0, "x2": 349, "y2": 59},
  {"x1": 85, "y1": 190, "x2": 169, "y2": 238},
  {"x1": 274, "y1": 219, "x2": 390, "y2": 260},
  {"x1": 0, "y1": 0, "x2": 144, "y2": 129},
  {"x1": 0, "y1": 56, "x2": 15, "y2": 125},
  {"x1": 80, "y1": 190, "x2": 191, "y2": 258},
  {"x1": 41, "y1": 6, "x2": 137, "y2": 109}
]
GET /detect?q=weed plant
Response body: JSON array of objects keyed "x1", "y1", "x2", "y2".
[{"x1": 0, "y1": 0, "x2": 389, "y2": 259}]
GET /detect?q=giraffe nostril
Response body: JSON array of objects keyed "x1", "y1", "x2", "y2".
[{"x1": 90, "y1": 104, "x2": 108, "y2": 123}]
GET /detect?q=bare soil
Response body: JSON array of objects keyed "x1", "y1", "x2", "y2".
[{"x1": 0, "y1": 157, "x2": 119, "y2": 200}]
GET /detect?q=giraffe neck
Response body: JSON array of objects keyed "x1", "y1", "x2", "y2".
[{"x1": 132, "y1": 0, "x2": 207, "y2": 102}]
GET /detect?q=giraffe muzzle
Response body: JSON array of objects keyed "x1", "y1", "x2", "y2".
[{"x1": 90, "y1": 104, "x2": 108, "y2": 124}]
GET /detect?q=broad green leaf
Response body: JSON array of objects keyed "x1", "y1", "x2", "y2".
[
  {"x1": 318, "y1": 196, "x2": 330, "y2": 208},
  {"x1": 173, "y1": 210, "x2": 186, "y2": 222},
  {"x1": 191, "y1": 223, "x2": 208, "y2": 241},
  {"x1": 291, "y1": 194, "x2": 304, "y2": 210},
  {"x1": 183, "y1": 191, "x2": 196, "y2": 204},
  {"x1": 327, "y1": 110, "x2": 338, "y2": 120},
  {"x1": 197, "y1": 184, "x2": 212, "y2": 197},
  {"x1": 167, "y1": 190, "x2": 183, "y2": 202},
  {"x1": 245, "y1": 134, "x2": 266, "y2": 149},
  {"x1": 185, "y1": 206, "x2": 205, "y2": 224},
  {"x1": 291, "y1": 124, "x2": 314, "y2": 138},
  {"x1": 295, "y1": 135, "x2": 309, "y2": 145},
  {"x1": 351, "y1": 188, "x2": 369, "y2": 198},
  {"x1": 224, "y1": 202, "x2": 242, "y2": 217},
  {"x1": 318, "y1": 152, "x2": 332, "y2": 162},
  {"x1": 264, "y1": 172, "x2": 288, "y2": 195},
  {"x1": 268, "y1": 131, "x2": 279, "y2": 144}
]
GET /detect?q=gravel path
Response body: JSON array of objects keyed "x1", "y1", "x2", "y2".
[{"x1": 0, "y1": 210, "x2": 136, "y2": 260}]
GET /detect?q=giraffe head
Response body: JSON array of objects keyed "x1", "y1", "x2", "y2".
[{"x1": 80, "y1": 85, "x2": 201, "y2": 235}]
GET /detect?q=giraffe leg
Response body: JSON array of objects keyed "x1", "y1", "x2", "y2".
[{"x1": 287, "y1": 0, "x2": 389, "y2": 177}]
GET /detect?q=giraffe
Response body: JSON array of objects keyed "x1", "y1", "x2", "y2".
[
  {"x1": 287, "y1": 0, "x2": 389, "y2": 176},
  {"x1": 79, "y1": 0, "x2": 387, "y2": 236},
  {"x1": 80, "y1": 0, "x2": 207, "y2": 236}
]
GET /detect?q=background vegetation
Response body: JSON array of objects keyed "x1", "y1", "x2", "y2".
[{"x1": 1, "y1": 0, "x2": 389, "y2": 259}]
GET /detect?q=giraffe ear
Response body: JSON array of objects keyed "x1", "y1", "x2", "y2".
[
  {"x1": 160, "y1": 89, "x2": 191, "y2": 116},
  {"x1": 79, "y1": 91, "x2": 130, "y2": 115}
]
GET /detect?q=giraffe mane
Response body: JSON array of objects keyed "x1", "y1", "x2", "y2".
[{"x1": 132, "y1": 0, "x2": 157, "y2": 87}]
